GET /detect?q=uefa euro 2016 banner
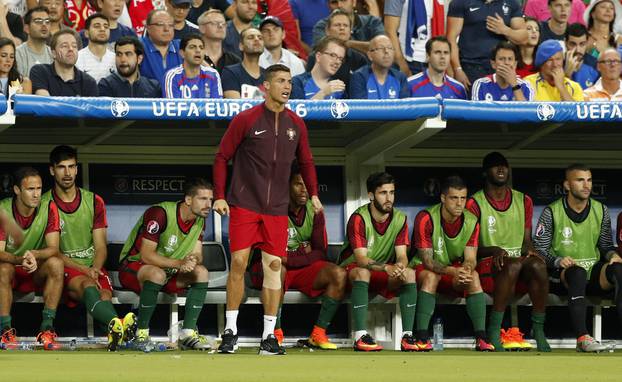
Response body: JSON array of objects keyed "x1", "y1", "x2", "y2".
[{"x1": 10, "y1": 95, "x2": 622, "y2": 123}]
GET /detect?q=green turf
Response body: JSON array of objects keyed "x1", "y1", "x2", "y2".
[{"x1": 1, "y1": 348, "x2": 621, "y2": 381}]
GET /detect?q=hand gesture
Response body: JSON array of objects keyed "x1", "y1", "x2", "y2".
[
  {"x1": 551, "y1": 68, "x2": 566, "y2": 89},
  {"x1": 385, "y1": 263, "x2": 406, "y2": 280},
  {"x1": 486, "y1": 13, "x2": 508, "y2": 36},
  {"x1": 559, "y1": 256, "x2": 575, "y2": 269},
  {"x1": 492, "y1": 248, "x2": 509, "y2": 271},
  {"x1": 564, "y1": 49, "x2": 580, "y2": 77},
  {"x1": 180, "y1": 255, "x2": 197, "y2": 273},
  {"x1": 321, "y1": 80, "x2": 346, "y2": 98},
  {"x1": 496, "y1": 64, "x2": 517, "y2": 87},
  {"x1": 22, "y1": 251, "x2": 37, "y2": 273},
  {"x1": 87, "y1": 267, "x2": 103, "y2": 288},
  {"x1": 454, "y1": 68, "x2": 471, "y2": 91},
  {"x1": 457, "y1": 266, "x2": 473, "y2": 286},
  {"x1": 213, "y1": 199, "x2": 230, "y2": 216}
]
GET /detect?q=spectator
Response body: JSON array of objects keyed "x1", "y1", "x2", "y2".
[
  {"x1": 30, "y1": 29, "x2": 98, "y2": 96},
  {"x1": 447, "y1": 0, "x2": 527, "y2": 90},
  {"x1": 221, "y1": 26, "x2": 265, "y2": 99},
  {"x1": 127, "y1": 0, "x2": 155, "y2": 36},
  {"x1": 471, "y1": 41, "x2": 534, "y2": 101},
  {"x1": 312, "y1": 0, "x2": 385, "y2": 54},
  {"x1": 165, "y1": 0, "x2": 200, "y2": 40},
  {"x1": 187, "y1": 0, "x2": 230, "y2": 25},
  {"x1": 64, "y1": 0, "x2": 96, "y2": 31},
  {"x1": 524, "y1": 39, "x2": 584, "y2": 101},
  {"x1": 98, "y1": 36, "x2": 161, "y2": 97},
  {"x1": 259, "y1": 16, "x2": 305, "y2": 76},
  {"x1": 199, "y1": 9, "x2": 241, "y2": 74},
  {"x1": 564, "y1": 23, "x2": 600, "y2": 89},
  {"x1": 0, "y1": 38, "x2": 32, "y2": 95},
  {"x1": 39, "y1": 0, "x2": 69, "y2": 36},
  {"x1": 584, "y1": 48, "x2": 622, "y2": 100},
  {"x1": 291, "y1": 36, "x2": 346, "y2": 99},
  {"x1": 540, "y1": 0, "x2": 571, "y2": 42},
  {"x1": 289, "y1": 0, "x2": 330, "y2": 53},
  {"x1": 408, "y1": 36, "x2": 466, "y2": 99},
  {"x1": 585, "y1": 0, "x2": 622, "y2": 58},
  {"x1": 163, "y1": 33, "x2": 222, "y2": 98},
  {"x1": 95, "y1": 0, "x2": 137, "y2": 46},
  {"x1": 517, "y1": 17, "x2": 541, "y2": 78},
  {"x1": 0, "y1": 4, "x2": 28, "y2": 45},
  {"x1": 139, "y1": 10, "x2": 182, "y2": 82},
  {"x1": 8, "y1": 0, "x2": 28, "y2": 16},
  {"x1": 524, "y1": 0, "x2": 586, "y2": 26},
  {"x1": 306, "y1": 10, "x2": 368, "y2": 90},
  {"x1": 350, "y1": 34, "x2": 408, "y2": 99},
  {"x1": 16, "y1": 6, "x2": 53, "y2": 78},
  {"x1": 384, "y1": 0, "x2": 445, "y2": 76},
  {"x1": 223, "y1": 0, "x2": 257, "y2": 58},
  {"x1": 76, "y1": 13, "x2": 116, "y2": 82}
]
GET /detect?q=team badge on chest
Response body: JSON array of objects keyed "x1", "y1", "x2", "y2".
[{"x1": 286, "y1": 128, "x2": 296, "y2": 141}]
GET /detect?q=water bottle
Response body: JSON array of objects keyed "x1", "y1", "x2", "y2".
[{"x1": 433, "y1": 317, "x2": 444, "y2": 351}]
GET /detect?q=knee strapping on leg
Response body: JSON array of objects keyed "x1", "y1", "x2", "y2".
[{"x1": 262, "y1": 253, "x2": 282, "y2": 290}]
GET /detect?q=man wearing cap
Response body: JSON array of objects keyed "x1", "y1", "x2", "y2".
[
  {"x1": 165, "y1": 0, "x2": 200, "y2": 40},
  {"x1": 525, "y1": 39, "x2": 584, "y2": 101},
  {"x1": 466, "y1": 152, "x2": 550, "y2": 352},
  {"x1": 259, "y1": 16, "x2": 305, "y2": 77},
  {"x1": 584, "y1": 48, "x2": 622, "y2": 100}
]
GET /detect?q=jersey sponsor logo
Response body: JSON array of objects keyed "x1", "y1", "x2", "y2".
[
  {"x1": 535, "y1": 223, "x2": 545, "y2": 237},
  {"x1": 536, "y1": 103, "x2": 555, "y2": 121},
  {"x1": 254, "y1": 130, "x2": 267, "y2": 135},
  {"x1": 286, "y1": 127, "x2": 296, "y2": 141},
  {"x1": 487, "y1": 215, "x2": 497, "y2": 234},
  {"x1": 111, "y1": 100, "x2": 130, "y2": 118},
  {"x1": 575, "y1": 259, "x2": 596, "y2": 270},
  {"x1": 366, "y1": 236, "x2": 375, "y2": 250},
  {"x1": 164, "y1": 235, "x2": 179, "y2": 253},
  {"x1": 561, "y1": 226, "x2": 573, "y2": 245},
  {"x1": 330, "y1": 101, "x2": 349, "y2": 119},
  {"x1": 66, "y1": 246, "x2": 96, "y2": 259},
  {"x1": 147, "y1": 220, "x2": 160, "y2": 234}
]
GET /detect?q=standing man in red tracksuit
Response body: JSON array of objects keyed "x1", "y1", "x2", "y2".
[{"x1": 213, "y1": 63, "x2": 323, "y2": 355}]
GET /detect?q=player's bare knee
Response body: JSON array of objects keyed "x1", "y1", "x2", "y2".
[
  {"x1": 0, "y1": 263, "x2": 15, "y2": 280},
  {"x1": 230, "y1": 254, "x2": 249, "y2": 274},
  {"x1": 503, "y1": 260, "x2": 522, "y2": 277},
  {"x1": 193, "y1": 265, "x2": 209, "y2": 282},
  {"x1": 402, "y1": 268, "x2": 417, "y2": 284},
  {"x1": 141, "y1": 266, "x2": 166, "y2": 284},
  {"x1": 349, "y1": 267, "x2": 370, "y2": 282},
  {"x1": 331, "y1": 266, "x2": 347, "y2": 284},
  {"x1": 80, "y1": 278, "x2": 97, "y2": 290},
  {"x1": 43, "y1": 256, "x2": 64, "y2": 278}
]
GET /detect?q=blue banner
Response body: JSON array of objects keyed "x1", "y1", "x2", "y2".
[
  {"x1": 0, "y1": 94, "x2": 6, "y2": 115},
  {"x1": 13, "y1": 95, "x2": 441, "y2": 121},
  {"x1": 442, "y1": 99, "x2": 622, "y2": 123}
]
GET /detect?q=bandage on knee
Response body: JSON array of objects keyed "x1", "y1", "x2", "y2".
[{"x1": 261, "y1": 253, "x2": 282, "y2": 290}]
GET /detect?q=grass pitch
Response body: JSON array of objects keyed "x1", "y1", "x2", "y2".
[{"x1": 1, "y1": 348, "x2": 621, "y2": 382}]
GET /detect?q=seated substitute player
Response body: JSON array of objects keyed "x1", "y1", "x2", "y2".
[
  {"x1": 411, "y1": 175, "x2": 495, "y2": 352},
  {"x1": 118, "y1": 178, "x2": 213, "y2": 350},
  {"x1": 250, "y1": 165, "x2": 346, "y2": 349},
  {"x1": 0, "y1": 167, "x2": 64, "y2": 350},
  {"x1": 42, "y1": 145, "x2": 137, "y2": 352},
  {"x1": 339, "y1": 172, "x2": 418, "y2": 352},
  {"x1": 466, "y1": 152, "x2": 550, "y2": 352},
  {"x1": 163, "y1": 33, "x2": 223, "y2": 99},
  {"x1": 534, "y1": 164, "x2": 621, "y2": 352}
]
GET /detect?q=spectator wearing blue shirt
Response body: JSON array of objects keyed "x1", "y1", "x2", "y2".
[
  {"x1": 291, "y1": 36, "x2": 346, "y2": 99},
  {"x1": 350, "y1": 35, "x2": 409, "y2": 99},
  {"x1": 164, "y1": 33, "x2": 223, "y2": 98},
  {"x1": 564, "y1": 23, "x2": 600, "y2": 89},
  {"x1": 289, "y1": 0, "x2": 330, "y2": 53},
  {"x1": 165, "y1": 0, "x2": 200, "y2": 40},
  {"x1": 408, "y1": 36, "x2": 467, "y2": 99},
  {"x1": 222, "y1": 27, "x2": 265, "y2": 99},
  {"x1": 140, "y1": 10, "x2": 182, "y2": 82},
  {"x1": 88, "y1": 0, "x2": 137, "y2": 48},
  {"x1": 223, "y1": 0, "x2": 257, "y2": 59},
  {"x1": 472, "y1": 41, "x2": 534, "y2": 101},
  {"x1": 99, "y1": 36, "x2": 161, "y2": 97}
]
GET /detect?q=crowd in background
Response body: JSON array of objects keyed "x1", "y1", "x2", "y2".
[{"x1": 2, "y1": 0, "x2": 622, "y2": 102}]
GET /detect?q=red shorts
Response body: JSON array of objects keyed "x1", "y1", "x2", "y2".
[
  {"x1": 476, "y1": 257, "x2": 528, "y2": 295},
  {"x1": 118, "y1": 261, "x2": 184, "y2": 294},
  {"x1": 415, "y1": 263, "x2": 466, "y2": 297},
  {"x1": 249, "y1": 260, "x2": 331, "y2": 298},
  {"x1": 229, "y1": 206, "x2": 288, "y2": 258},
  {"x1": 12, "y1": 266, "x2": 41, "y2": 294},
  {"x1": 63, "y1": 266, "x2": 114, "y2": 307},
  {"x1": 344, "y1": 263, "x2": 397, "y2": 299}
]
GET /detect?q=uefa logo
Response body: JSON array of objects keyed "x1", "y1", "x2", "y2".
[
  {"x1": 330, "y1": 101, "x2": 349, "y2": 119},
  {"x1": 111, "y1": 100, "x2": 130, "y2": 118},
  {"x1": 536, "y1": 103, "x2": 555, "y2": 121}
]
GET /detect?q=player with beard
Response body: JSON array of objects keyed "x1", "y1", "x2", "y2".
[
  {"x1": 534, "y1": 164, "x2": 621, "y2": 352},
  {"x1": 214, "y1": 64, "x2": 322, "y2": 355},
  {"x1": 98, "y1": 36, "x2": 161, "y2": 97},
  {"x1": 412, "y1": 175, "x2": 495, "y2": 352},
  {"x1": 42, "y1": 145, "x2": 136, "y2": 351},
  {"x1": 339, "y1": 172, "x2": 418, "y2": 352},
  {"x1": 163, "y1": 33, "x2": 222, "y2": 99},
  {"x1": 466, "y1": 152, "x2": 550, "y2": 352}
]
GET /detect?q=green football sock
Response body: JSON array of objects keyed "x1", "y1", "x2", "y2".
[
  {"x1": 399, "y1": 283, "x2": 417, "y2": 332},
  {"x1": 0, "y1": 315, "x2": 11, "y2": 329},
  {"x1": 532, "y1": 312, "x2": 551, "y2": 352},
  {"x1": 40, "y1": 308, "x2": 56, "y2": 331},
  {"x1": 415, "y1": 291, "x2": 436, "y2": 333},
  {"x1": 466, "y1": 292, "x2": 486, "y2": 333},
  {"x1": 83, "y1": 286, "x2": 117, "y2": 325},
  {"x1": 137, "y1": 281, "x2": 163, "y2": 330},
  {"x1": 315, "y1": 295, "x2": 340, "y2": 329},
  {"x1": 275, "y1": 304, "x2": 282, "y2": 330},
  {"x1": 351, "y1": 281, "x2": 369, "y2": 331},
  {"x1": 487, "y1": 310, "x2": 505, "y2": 351},
  {"x1": 183, "y1": 282, "x2": 208, "y2": 330}
]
